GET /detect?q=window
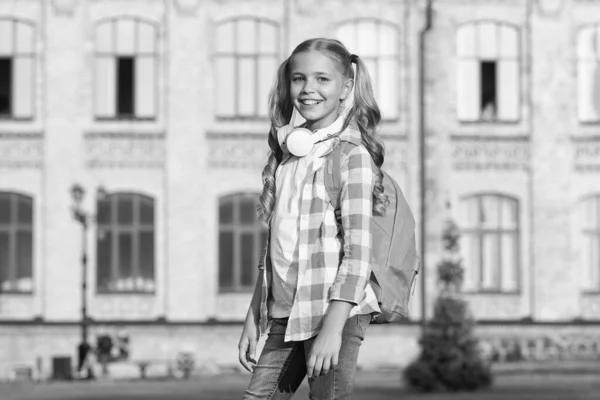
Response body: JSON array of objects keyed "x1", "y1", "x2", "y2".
[
  {"x1": 94, "y1": 18, "x2": 157, "y2": 120},
  {"x1": 0, "y1": 192, "x2": 33, "y2": 293},
  {"x1": 219, "y1": 193, "x2": 267, "y2": 292},
  {"x1": 96, "y1": 193, "x2": 155, "y2": 293},
  {"x1": 456, "y1": 21, "x2": 520, "y2": 122},
  {"x1": 579, "y1": 195, "x2": 600, "y2": 292},
  {"x1": 214, "y1": 17, "x2": 279, "y2": 119},
  {"x1": 0, "y1": 19, "x2": 35, "y2": 120},
  {"x1": 336, "y1": 19, "x2": 400, "y2": 120},
  {"x1": 577, "y1": 24, "x2": 600, "y2": 123},
  {"x1": 460, "y1": 194, "x2": 520, "y2": 293}
]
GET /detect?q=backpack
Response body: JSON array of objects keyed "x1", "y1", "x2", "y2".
[{"x1": 324, "y1": 141, "x2": 420, "y2": 323}]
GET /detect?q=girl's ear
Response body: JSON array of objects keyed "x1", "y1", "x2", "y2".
[{"x1": 341, "y1": 78, "x2": 354, "y2": 101}]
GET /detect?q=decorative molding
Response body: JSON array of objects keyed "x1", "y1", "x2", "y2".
[
  {"x1": 573, "y1": 139, "x2": 600, "y2": 173},
  {"x1": 52, "y1": 0, "x2": 78, "y2": 16},
  {"x1": 92, "y1": 296, "x2": 156, "y2": 320},
  {"x1": 174, "y1": 0, "x2": 202, "y2": 16},
  {"x1": 207, "y1": 133, "x2": 268, "y2": 170},
  {"x1": 84, "y1": 132, "x2": 165, "y2": 169},
  {"x1": 0, "y1": 132, "x2": 43, "y2": 169},
  {"x1": 451, "y1": 137, "x2": 530, "y2": 172}
]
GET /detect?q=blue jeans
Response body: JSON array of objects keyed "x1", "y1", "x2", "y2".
[{"x1": 243, "y1": 314, "x2": 370, "y2": 400}]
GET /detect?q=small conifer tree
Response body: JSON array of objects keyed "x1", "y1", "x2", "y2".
[{"x1": 403, "y1": 217, "x2": 493, "y2": 392}]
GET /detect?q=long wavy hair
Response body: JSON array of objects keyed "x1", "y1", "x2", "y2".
[{"x1": 257, "y1": 38, "x2": 388, "y2": 224}]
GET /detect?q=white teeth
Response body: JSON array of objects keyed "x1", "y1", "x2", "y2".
[{"x1": 301, "y1": 100, "x2": 320, "y2": 105}]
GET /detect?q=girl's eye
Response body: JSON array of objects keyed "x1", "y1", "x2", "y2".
[
  {"x1": 292, "y1": 76, "x2": 304, "y2": 83},
  {"x1": 319, "y1": 77, "x2": 329, "y2": 82}
]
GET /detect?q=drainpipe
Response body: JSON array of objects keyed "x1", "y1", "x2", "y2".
[{"x1": 418, "y1": 0, "x2": 433, "y2": 327}]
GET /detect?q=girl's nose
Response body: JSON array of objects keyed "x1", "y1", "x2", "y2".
[{"x1": 301, "y1": 79, "x2": 315, "y2": 94}]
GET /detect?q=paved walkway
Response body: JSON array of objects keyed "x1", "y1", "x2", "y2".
[{"x1": 3, "y1": 371, "x2": 600, "y2": 400}]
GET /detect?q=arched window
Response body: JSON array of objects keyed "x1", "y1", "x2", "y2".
[
  {"x1": 94, "y1": 18, "x2": 158, "y2": 120},
  {"x1": 336, "y1": 19, "x2": 400, "y2": 120},
  {"x1": 219, "y1": 193, "x2": 267, "y2": 292},
  {"x1": 0, "y1": 18, "x2": 36, "y2": 120},
  {"x1": 459, "y1": 194, "x2": 520, "y2": 292},
  {"x1": 456, "y1": 21, "x2": 520, "y2": 122},
  {"x1": 577, "y1": 24, "x2": 600, "y2": 123},
  {"x1": 579, "y1": 195, "x2": 600, "y2": 292},
  {"x1": 0, "y1": 192, "x2": 33, "y2": 293},
  {"x1": 214, "y1": 17, "x2": 279, "y2": 119},
  {"x1": 96, "y1": 193, "x2": 155, "y2": 293}
]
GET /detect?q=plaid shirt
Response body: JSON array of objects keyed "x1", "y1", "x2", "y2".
[{"x1": 258, "y1": 123, "x2": 381, "y2": 342}]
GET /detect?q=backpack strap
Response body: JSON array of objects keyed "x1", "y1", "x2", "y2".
[{"x1": 325, "y1": 141, "x2": 354, "y2": 215}]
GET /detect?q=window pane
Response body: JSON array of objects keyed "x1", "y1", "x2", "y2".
[
  {"x1": 461, "y1": 197, "x2": 479, "y2": 228},
  {"x1": 220, "y1": 200, "x2": 233, "y2": 224},
  {"x1": 135, "y1": 56, "x2": 155, "y2": 118},
  {"x1": 219, "y1": 232, "x2": 234, "y2": 288},
  {"x1": 457, "y1": 24, "x2": 476, "y2": 58},
  {"x1": 336, "y1": 23, "x2": 356, "y2": 53},
  {"x1": 116, "y1": 19, "x2": 136, "y2": 55},
  {"x1": 357, "y1": 21, "x2": 377, "y2": 56},
  {"x1": 497, "y1": 60, "x2": 519, "y2": 121},
  {"x1": 478, "y1": 22, "x2": 498, "y2": 60},
  {"x1": 258, "y1": 22, "x2": 277, "y2": 54},
  {"x1": 117, "y1": 57, "x2": 135, "y2": 116},
  {"x1": 215, "y1": 57, "x2": 235, "y2": 117},
  {"x1": 241, "y1": 233, "x2": 254, "y2": 287},
  {"x1": 240, "y1": 197, "x2": 256, "y2": 225},
  {"x1": 501, "y1": 233, "x2": 518, "y2": 291},
  {"x1": 97, "y1": 230, "x2": 112, "y2": 290},
  {"x1": 237, "y1": 19, "x2": 256, "y2": 55},
  {"x1": 238, "y1": 57, "x2": 256, "y2": 115},
  {"x1": 95, "y1": 57, "x2": 116, "y2": 117},
  {"x1": 140, "y1": 197, "x2": 154, "y2": 224},
  {"x1": 481, "y1": 61, "x2": 497, "y2": 121},
  {"x1": 499, "y1": 25, "x2": 518, "y2": 59},
  {"x1": 95, "y1": 22, "x2": 112, "y2": 54},
  {"x1": 379, "y1": 25, "x2": 397, "y2": 57},
  {"x1": 17, "y1": 196, "x2": 32, "y2": 224},
  {"x1": 139, "y1": 231, "x2": 154, "y2": 281},
  {"x1": 16, "y1": 230, "x2": 32, "y2": 280},
  {"x1": 258, "y1": 57, "x2": 276, "y2": 117},
  {"x1": 0, "y1": 194, "x2": 10, "y2": 223},
  {"x1": 97, "y1": 198, "x2": 111, "y2": 224},
  {"x1": 215, "y1": 21, "x2": 234, "y2": 53},
  {"x1": 0, "y1": 58, "x2": 12, "y2": 116},
  {"x1": 457, "y1": 60, "x2": 480, "y2": 121},
  {"x1": 378, "y1": 58, "x2": 398, "y2": 119},
  {"x1": 13, "y1": 57, "x2": 34, "y2": 119},
  {"x1": 463, "y1": 233, "x2": 479, "y2": 291},
  {"x1": 118, "y1": 233, "x2": 133, "y2": 279},
  {"x1": 0, "y1": 20, "x2": 12, "y2": 56},
  {"x1": 481, "y1": 196, "x2": 499, "y2": 229},
  {"x1": 577, "y1": 27, "x2": 597, "y2": 61},
  {"x1": 16, "y1": 23, "x2": 34, "y2": 54},
  {"x1": 137, "y1": 22, "x2": 156, "y2": 54},
  {"x1": 363, "y1": 57, "x2": 378, "y2": 95},
  {"x1": 117, "y1": 195, "x2": 133, "y2": 225},
  {"x1": 482, "y1": 233, "x2": 499, "y2": 290},
  {"x1": 500, "y1": 198, "x2": 518, "y2": 229},
  {"x1": 0, "y1": 232, "x2": 9, "y2": 286},
  {"x1": 578, "y1": 61, "x2": 600, "y2": 122}
]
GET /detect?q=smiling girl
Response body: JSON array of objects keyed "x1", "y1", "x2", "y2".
[{"x1": 238, "y1": 38, "x2": 388, "y2": 400}]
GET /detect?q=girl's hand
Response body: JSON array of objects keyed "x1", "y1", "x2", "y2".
[
  {"x1": 306, "y1": 327, "x2": 342, "y2": 378},
  {"x1": 238, "y1": 316, "x2": 259, "y2": 373}
]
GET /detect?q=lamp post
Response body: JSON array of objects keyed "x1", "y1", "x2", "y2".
[{"x1": 70, "y1": 183, "x2": 106, "y2": 378}]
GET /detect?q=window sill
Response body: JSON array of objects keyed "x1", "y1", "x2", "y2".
[
  {"x1": 463, "y1": 290, "x2": 521, "y2": 296},
  {"x1": 458, "y1": 119, "x2": 521, "y2": 125},
  {"x1": 0, "y1": 116, "x2": 34, "y2": 123},
  {"x1": 95, "y1": 116, "x2": 156, "y2": 122},
  {"x1": 0, "y1": 291, "x2": 34, "y2": 295},
  {"x1": 95, "y1": 290, "x2": 156, "y2": 296},
  {"x1": 215, "y1": 116, "x2": 270, "y2": 122},
  {"x1": 218, "y1": 288, "x2": 254, "y2": 294},
  {"x1": 581, "y1": 291, "x2": 600, "y2": 296}
]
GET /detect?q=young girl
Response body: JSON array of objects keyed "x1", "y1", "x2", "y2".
[{"x1": 238, "y1": 38, "x2": 388, "y2": 400}]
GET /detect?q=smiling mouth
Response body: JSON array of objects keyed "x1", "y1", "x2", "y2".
[{"x1": 299, "y1": 99, "x2": 322, "y2": 106}]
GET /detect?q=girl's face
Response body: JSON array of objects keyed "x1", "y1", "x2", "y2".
[{"x1": 289, "y1": 50, "x2": 353, "y2": 131}]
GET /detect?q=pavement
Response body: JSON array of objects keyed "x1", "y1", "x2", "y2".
[{"x1": 2, "y1": 370, "x2": 600, "y2": 400}]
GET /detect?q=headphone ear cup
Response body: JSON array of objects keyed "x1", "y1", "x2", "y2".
[{"x1": 285, "y1": 128, "x2": 314, "y2": 157}]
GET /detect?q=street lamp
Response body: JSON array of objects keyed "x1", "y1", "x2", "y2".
[{"x1": 70, "y1": 183, "x2": 107, "y2": 378}]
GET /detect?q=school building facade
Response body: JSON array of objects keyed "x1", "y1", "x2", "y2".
[{"x1": 1, "y1": 0, "x2": 600, "y2": 379}]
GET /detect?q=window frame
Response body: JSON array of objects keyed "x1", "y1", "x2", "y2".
[
  {"x1": 456, "y1": 20, "x2": 522, "y2": 124},
  {"x1": 579, "y1": 194, "x2": 600, "y2": 294},
  {"x1": 0, "y1": 192, "x2": 34, "y2": 294},
  {"x1": 460, "y1": 193, "x2": 521, "y2": 294},
  {"x1": 93, "y1": 17, "x2": 159, "y2": 122},
  {"x1": 95, "y1": 192, "x2": 156, "y2": 294},
  {"x1": 0, "y1": 18, "x2": 36, "y2": 122},
  {"x1": 212, "y1": 16, "x2": 280, "y2": 121},
  {"x1": 576, "y1": 23, "x2": 600, "y2": 125},
  {"x1": 218, "y1": 193, "x2": 267, "y2": 293},
  {"x1": 335, "y1": 18, "x2": 401, "y2": 122}
]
